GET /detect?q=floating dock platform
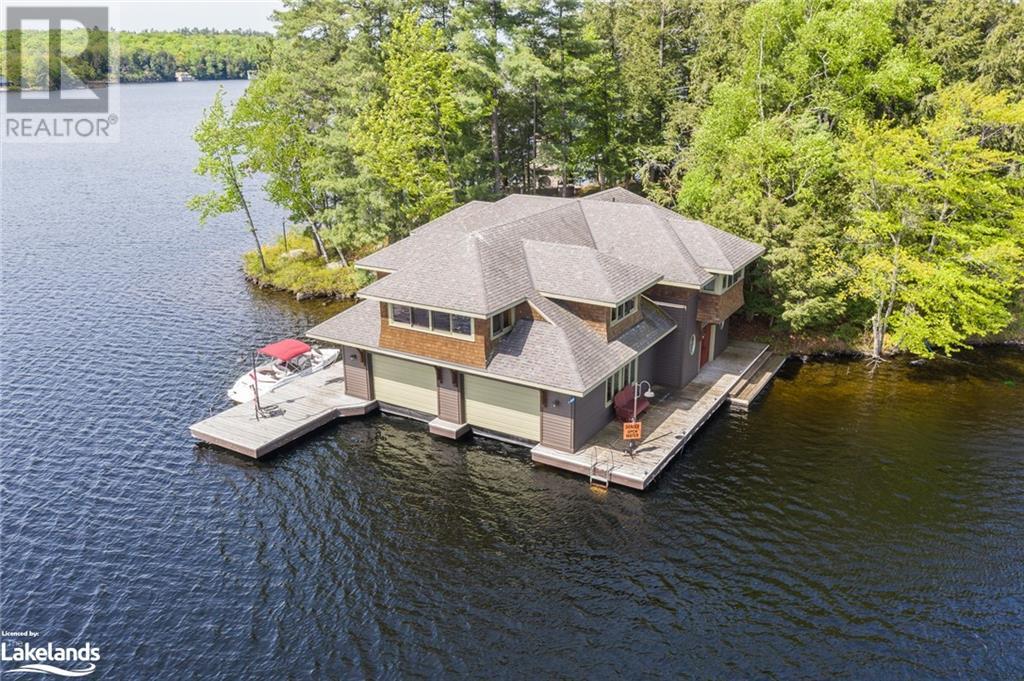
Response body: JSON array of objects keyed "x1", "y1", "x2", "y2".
[
  {"x1": 189, "y1": 364, "x2": 376, "y2": 458},
  {"x1": 531, "y1": 342, "x2": 781, "y2": 490}
]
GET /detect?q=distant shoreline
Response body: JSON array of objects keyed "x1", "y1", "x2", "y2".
[{"x1": 2, "y1": 77, "x2": 249, "y2": 92}]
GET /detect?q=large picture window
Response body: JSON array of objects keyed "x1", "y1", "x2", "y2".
[{"x1": 389, "y1": 304, "x2": 474, "y2": 339}]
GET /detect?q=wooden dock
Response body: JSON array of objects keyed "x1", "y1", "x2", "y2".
[
  {"x1": 190, "y1": 364, "x2": 377, "y2": 458},
  {"x1": 531, "y1": 341, "x2": 770, "y2": 490},
  {"x1": 729, "y1": 352, "x2": 787, "y2": 411}
]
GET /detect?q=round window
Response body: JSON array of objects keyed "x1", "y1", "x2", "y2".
[{"x1": 689, "y1": 333, "x2": 697, "y2": 355}]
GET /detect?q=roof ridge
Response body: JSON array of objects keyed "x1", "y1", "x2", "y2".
[{"x1": 647, "y1": 205, "x2": 714, "y2": 285}]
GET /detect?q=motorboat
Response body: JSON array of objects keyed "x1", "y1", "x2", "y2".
[{"x1": 228, "y1": 339, "x2": 339, "y2": 403}]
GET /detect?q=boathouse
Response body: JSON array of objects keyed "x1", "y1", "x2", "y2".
[{"x1": 299, "y1": 188, "x2": 772, "y2": 481}]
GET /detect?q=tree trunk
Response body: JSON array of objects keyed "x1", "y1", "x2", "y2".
[
  {"x1": 308, "y1": 223, "x2": 330, "y2": 263},
  {"x1": 231, "y1": 168, "x2": 267, "y2": 273},
  {"x1": 491, "y1": 91, "x2": 502, "y2": 193}
]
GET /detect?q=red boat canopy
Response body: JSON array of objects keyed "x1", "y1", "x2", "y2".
[{"x1": 259, "y1": 339, "x2": 311, "y2": 361}]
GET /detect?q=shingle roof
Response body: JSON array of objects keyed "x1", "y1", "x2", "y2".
[
  {"x1": 523, "y1": 240, "x2": 661, "y2": 305},
  {"x1": 311, "y1": 188, "x2": 763, "y2": 393},
  {"x1": 305, "y1": 296, "x2": 677, "y2": 395}
]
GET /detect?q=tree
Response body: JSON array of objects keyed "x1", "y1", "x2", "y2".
[
  {"x1": 676, "y1": 0, "x2": 939, "y2": 330},
  {"x1": 351, "y1": 11, "x2": 464, "y2": 229},
  {"x1": 187, "y1": 87, "x2": 268, "y2": 273},
  {"x1": 844, "y1": 83, "x2": 1024, "y2": 358}
]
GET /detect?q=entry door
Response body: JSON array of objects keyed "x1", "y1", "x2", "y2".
[{"x1": 699, "y1": 324, "x2": 712, "y2": 368}]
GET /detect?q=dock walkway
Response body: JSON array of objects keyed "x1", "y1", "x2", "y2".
[
  {"x1": 190, "y1": 364, "x2": 376, "y2": 458},
  {"x1": 531, "y1": 341, "x2": 769, "y2": 490}
]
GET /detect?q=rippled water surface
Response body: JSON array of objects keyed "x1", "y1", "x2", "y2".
[{"x1": 2, "y1": 81, "x2": 1023, "y2": 679}]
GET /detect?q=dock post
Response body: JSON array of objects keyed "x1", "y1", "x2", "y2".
[{"x1": 252, "y1": 349, "x2": 261, "y2": 421}]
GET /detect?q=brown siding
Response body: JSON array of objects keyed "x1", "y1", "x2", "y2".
[
  {"x1": 554, "y1": 299, "x2": 609, "y2": 339},
  {"x1": 540, "y1": 390, "x2": 574, "y2": 452},
  {"x1": 697, "y1": 283, "x2": 744, "y2": 323},
  {"x1": 342, "y1": 346, "x2": 373, "y2": 400},
  {"x1": 646, "y1": 283, "x2": 697, "y2": 306},
  {"x1": 378, "y1": 302, "x2": 490, "y2": 367},
  {"x1": 608, "y1": 306, "x2": 642, "y2": 342},
  {"x1": 437, "y1": 368, "x2": 464, "y2": 423}
]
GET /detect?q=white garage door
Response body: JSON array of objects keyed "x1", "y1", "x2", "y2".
[
  {"x1": 464, "y1": 375, "x2": 540, "y2": 441},
  {"x1": 372, "y1": 354, "x2": 437, "y2": 415}
]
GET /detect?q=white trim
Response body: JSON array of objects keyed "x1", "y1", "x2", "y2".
[
  {"x1": 387, "y1": 303, "x2": 476, "y2": 341},
  {"x1": 536, "y1": 291, "x2": 616, "y2": 308},
  {"x1": 660, "y1": 279, "x2": 705, "y2": 291},
  {"x1": 354, "y1": 264, "x2": 396, "y2": 274},
  {"x1": 489, "y1": 306, "x2": 516, "y2": 339},
  {"x1": 611, "y1": 296, "x2": 639, "y2": 323},
  {"x1": 652, "y1": 300, "x2": 688, "y2": 310}
]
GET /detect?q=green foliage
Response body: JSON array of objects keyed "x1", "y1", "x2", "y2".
[
  {"x1": 242, "y1": 233, "x2": 367, "y2": 298},
  {"x1": 844, "y1": 83, "x2": 1024, "y2": 357},
  {"x1": 0, "y1": 28, "x2": 269, "y2": 87},
  {"x1": 677, "y1": 0, "x2": 940, "y2": 331},
  {"x1": 183, "y1": 0, "x2": 1024, "y2": 347},
  {"x1": 351, "y1": 11, "x2": 462, "y2": 227}
]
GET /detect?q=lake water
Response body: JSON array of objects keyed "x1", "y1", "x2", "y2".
[{"x1": 2, "y1": 81, "x2": 1023, "y2": 679}]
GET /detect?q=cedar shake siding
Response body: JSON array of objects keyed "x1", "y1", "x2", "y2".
[
  {"x1": 608, "y1": 304, "x2": 642, "y2": 342},
  {"x1": 540, "y1": 390, "x2": 574, "y2": 452},
  {"x1": 342, "y1": 346, "x2": 373, "y2": 400},
  {"x1": 553, "y1": 298, "x2": 644, "y2": 341},
  {"x1": 378, "y1": 302, "x2": 491, "y2": 367},
  {"x1": 697, "y1": 282, "x2": 744, "y2": 324},
  {"x1": 645, "y1": 283, "x2": 695, "y2": 306},
  {"x1": 555, "y1": 299, "x2": 609, "y2": 338},
  {"x1": 437, "y1": 368, "x2": 464, "y2": 423}
]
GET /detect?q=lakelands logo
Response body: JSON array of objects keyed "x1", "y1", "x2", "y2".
[
  {"x1": 1, "y1": 4, "x2": 121, "y2": 143},
  {"x1": 1, "y1": 642, "x2": 100, "y2": 677}
]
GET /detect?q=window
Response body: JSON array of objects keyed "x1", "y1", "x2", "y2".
[
  {"x1": 391, "y1": 305, "x2": 412, "y2": 325},
  {"x1": 389, "y1": 304, "x2": 474, "y2": 339},
  {"x1": 412, "y1": 307, "x2": 430, "y2": 329},
  {"x1": 604, "y1": 358, "x2": 638, "y2": 406},
  {"x1": 431, "y1": 311, "x2": 450, "y2": 332},
  {"x1": 491, "y1": 308, "x2": 514, "y2": 338},
  {"x1": 702, "y1": 278, "x2": 716, "y2": 292},
  {"x1": 611, "y1": 296, "x2": 637, "y2": 323},
  {"x1": 689, "y1": 333, "x2": 697, "y2": 355},
  {"x1": 451, "y1": 315, "x2": 472, "y2": 336}
]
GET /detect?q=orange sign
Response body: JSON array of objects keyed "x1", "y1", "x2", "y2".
[{"x1": 623, "y1": 421, "x2": 642, "y2": 441}]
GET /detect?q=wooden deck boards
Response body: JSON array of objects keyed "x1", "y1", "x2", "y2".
[
  {"x1": 729, "y1": 353, "x2": 787, "y2": 411},
  {"x1": 531, "y1": 341, "x2": 769, "y2": 490},
  {"x1": 190, "y1": 364, "x2": 377, "y2": 458}
]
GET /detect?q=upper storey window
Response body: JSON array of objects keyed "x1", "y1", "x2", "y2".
[
  {"x1": 702, "y1": 267, "x2": 745, "y2": 294},
  {"x1": 389, "y1": 304, "x2": 474, "y2": 338},
  {"x1": 490, "y1": 308, "x2": 514, "y2": 338},
  {"x1": 611, "y1": 297, "x2": 637, "y2": 323}
]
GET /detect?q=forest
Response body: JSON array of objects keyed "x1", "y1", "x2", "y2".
[
  {"x1": 1, "y1": 28, "x2": 271, "y2": 86},
  {"x1": 188, "y1": 0, "x2": 1022, "y2": 358}
]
